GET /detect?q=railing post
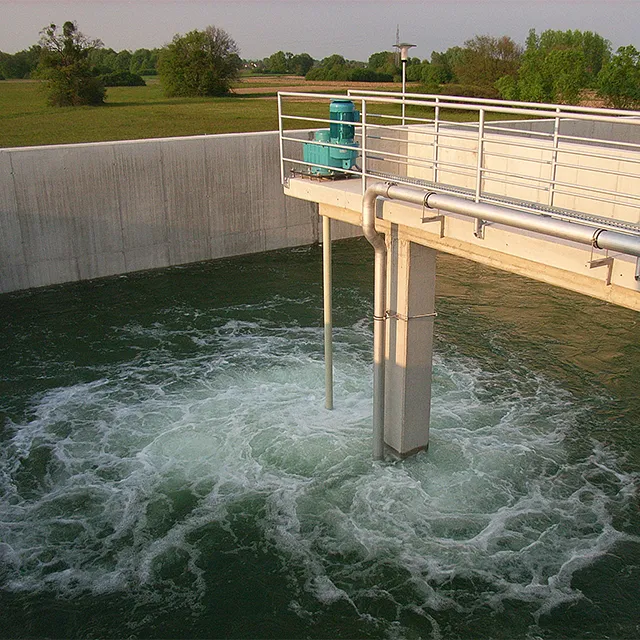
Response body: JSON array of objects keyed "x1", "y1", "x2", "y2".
[
  {"x1": 361, "y1": 99, "x2": 367, "y2": 195},
  {"x1": 548, "y1": 107, "x2": 561, "y2": 207},
  {"x1": 278, "y1": 93, "x2": 285, "y2": 186},
  {"x1": 474, "y1": 108, "x2": 486, "y2": 238},
  {"x1": 433, "y1": 97, "x2": 440, "y2": 183}
]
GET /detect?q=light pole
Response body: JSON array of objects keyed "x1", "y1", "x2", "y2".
[{"x1": 394, "y1": 42, "x2": 416, "y2": 126}]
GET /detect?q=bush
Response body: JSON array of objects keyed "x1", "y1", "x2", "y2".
[
  {"x1": 346, "y1": 68, "x2": 393, "y2": 82},
  {"x1": 101, "y1": 71, "x2": 146, "y2": 86},
  {"x1": 305, "y1": 66, "x2": 392, "y2": 82}
]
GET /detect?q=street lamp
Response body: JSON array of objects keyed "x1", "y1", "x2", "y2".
[{"x1": 394, "y1": 42, "x2": 416, "y2": 126}]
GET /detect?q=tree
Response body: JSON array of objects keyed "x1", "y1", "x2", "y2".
[
  {"x1": 368, "y1": 51, "x2": 398, "y2": 77},
  {"x1": 454, "y1": 35, "x2": 522, "y2": 88},
  {"x1": 264, "y1": 50, "x2": 290, "y2": 74},
  {"x1": 597, "y1": 45, "x2": 640, "y2": 109},
  {"x1": 502, "y1": 28, "x2": 611, "y2": 104},
  {"x1": 290, "y1": 53, "x2": 314, "y2": 76},
  {"x1": 158, "y1": 26, "x2": 242, "y2": 97},
  {"x1": 37, "y1": 21, "x2": 105, "y2": 106},
  {"x1": 0, "y1": 46, "x2": 41, "y2": 79}
]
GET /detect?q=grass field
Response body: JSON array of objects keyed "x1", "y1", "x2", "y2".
[{"x1": 0, "y1": 77, "x2": 501, "y2": 148}]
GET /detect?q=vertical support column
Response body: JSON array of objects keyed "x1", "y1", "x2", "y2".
[
  {"x1": 384, "y1": 231, "x2": 436, "y2": 457},
  {"x1": 322, "y1": 215, "x2": 334, "y2": 410}
]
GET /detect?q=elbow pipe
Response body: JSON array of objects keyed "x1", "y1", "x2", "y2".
[{"x1": 362, "y1": 182, "x2": 394, "y2": 460}]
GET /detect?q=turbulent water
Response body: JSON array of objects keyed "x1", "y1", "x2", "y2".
[{"x1": 0, "y1": 238, "x2": 638, "y2": 639}]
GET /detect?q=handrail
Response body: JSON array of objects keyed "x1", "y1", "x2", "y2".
[
  {"x1": 278, "y1": 91, "x2": 640, "y2": 237},
  {"x1": 346, "y1": 88, "x2": 640, "y2": 119}
]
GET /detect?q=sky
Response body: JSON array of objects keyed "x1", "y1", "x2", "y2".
[{"x1": 2, "y1": 0, "x2": 640, "y2": 61}]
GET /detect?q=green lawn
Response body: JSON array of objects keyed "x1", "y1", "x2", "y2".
[
  {"x1": 0, "y1": 81, "x2": 311, "y2": 147},
  {"x1": 0, "y1": 80, "x2": 505, "y2": 148}
]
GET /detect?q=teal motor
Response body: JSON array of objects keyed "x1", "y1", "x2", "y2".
[{"x1": 303, "y1": 100, "x2": 360, "y2": 176}]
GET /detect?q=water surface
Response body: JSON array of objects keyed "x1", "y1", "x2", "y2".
[{"x1": 1, "y1": 238, "x2": 638, "y2": 639}]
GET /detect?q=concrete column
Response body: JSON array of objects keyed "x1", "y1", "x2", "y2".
[{"x1": 384, "y1": 229, "x2": 437, "y2": 457}]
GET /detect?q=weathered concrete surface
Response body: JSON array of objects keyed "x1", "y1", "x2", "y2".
[
  {"x1": 384, "y1": 234, "x2": 436, "y2": 456},
  {"x1": 0, "y1": 131, "x2": 357, "y2": 294}
]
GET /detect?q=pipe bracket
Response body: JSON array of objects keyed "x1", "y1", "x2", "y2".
[{"x1": 385, "y1": 310, "x2": 438, "y2": 321}]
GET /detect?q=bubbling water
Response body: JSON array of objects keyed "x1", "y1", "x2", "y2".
[{"x1": 0, "y1": 311, "x2": 636, "y2": 638}]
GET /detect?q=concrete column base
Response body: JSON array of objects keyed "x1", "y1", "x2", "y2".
[{"x1": 384, "y1": 230, "x2": 437, "y2": 457}]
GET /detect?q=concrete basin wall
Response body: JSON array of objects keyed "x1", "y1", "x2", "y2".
[
  {"x1": 406, "y1": 122, "x2": 640, "y2": 227},
  {"x1": 0, "y1": 131, "x2": 359, "y2": 294}
]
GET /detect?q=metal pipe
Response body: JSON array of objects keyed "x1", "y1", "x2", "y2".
[
  {"x1": 322, "y1": 216, "x2": 334, "y2": 410},
  {"x1": 362, "y1": 182, "x2": 393, "y2": 460},
  {"x1": 424, "y1": 191, "x2": 640, "y2": 257}
]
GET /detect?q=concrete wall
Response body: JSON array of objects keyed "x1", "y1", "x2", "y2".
[
  {"x1": 491, "y1": 117, "x2": 640, "y2": 147},
  {"x1": 406, "y1": 123, "x2": 640, "y2": 227},
  {"x1": 0, "y1": 131, "x2": 359, "y2": 294}
]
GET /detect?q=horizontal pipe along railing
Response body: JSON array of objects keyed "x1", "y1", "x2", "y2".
[{"x1": 278, "y1": 91, "x2": 640, "y2": 235}]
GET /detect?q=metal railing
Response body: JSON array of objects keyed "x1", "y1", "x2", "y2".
[{"x1": 278, "y1": 91, "x2": 640, "y2": 236}]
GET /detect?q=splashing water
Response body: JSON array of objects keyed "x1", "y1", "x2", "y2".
[{"x1": 0, "y1": 241, "x2": 638, "y2": 639}]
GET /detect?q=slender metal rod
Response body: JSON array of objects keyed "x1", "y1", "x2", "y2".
[{"x1": 322, "y1": 216, "x2": 334, "y2": 410}]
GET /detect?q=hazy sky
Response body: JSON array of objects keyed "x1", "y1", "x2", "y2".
[{"x1": 2, "y1": 0, "x2": 640, "y2": 61}]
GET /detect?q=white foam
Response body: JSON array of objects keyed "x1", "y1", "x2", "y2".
[{"x1": 0, "y1": 316, "x2": 637, "y2": 633}]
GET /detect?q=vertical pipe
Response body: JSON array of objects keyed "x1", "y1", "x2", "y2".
[
  {"x1": 322, "y1": 215, "x2": 334, "y2": 410},
  {"x1": 372, "y1": 245, "x2": 386, "y2": 459},
  {"x1": 362, "y1": 183, "x2": 391, "y2": 460},
  {"x1": 277, "y1": 93, "x2": 285, "y2": 185}
]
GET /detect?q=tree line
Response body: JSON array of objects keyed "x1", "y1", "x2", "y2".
[
  {"x1": 254, "y1": 29, "x2": 640, "y2": 108},
  {"x1": 2, "y1": 21, "x2": 639, "y2": 110}
]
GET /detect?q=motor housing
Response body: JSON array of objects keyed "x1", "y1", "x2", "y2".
[{"x1": 303, "y1": 100, "x2": 360, "y2": 176}]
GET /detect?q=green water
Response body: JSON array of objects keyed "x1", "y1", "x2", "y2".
[{"x1": 0, "y1": 238, "x2": 638, "y2": 639}]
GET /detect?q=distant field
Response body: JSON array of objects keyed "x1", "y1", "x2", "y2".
[{"x1": 0, "y1": 76, "x2": 497, "y2": 148}]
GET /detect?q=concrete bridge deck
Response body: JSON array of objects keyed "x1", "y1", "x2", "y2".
[{"x1": 285, "y1": 175, "x2": 640, "y2": 312}]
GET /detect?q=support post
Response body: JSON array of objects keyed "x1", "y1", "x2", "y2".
[
  {"x1": 384, "y1": 232, "x2": 436, "y2": 457},
  {"x1": 322, "y1": 215, "x2": 334, "y2": 410}
]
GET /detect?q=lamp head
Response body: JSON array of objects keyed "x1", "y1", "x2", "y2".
[{"x1": 393, "y1": 42, "x2": 416, "y2": 62}]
